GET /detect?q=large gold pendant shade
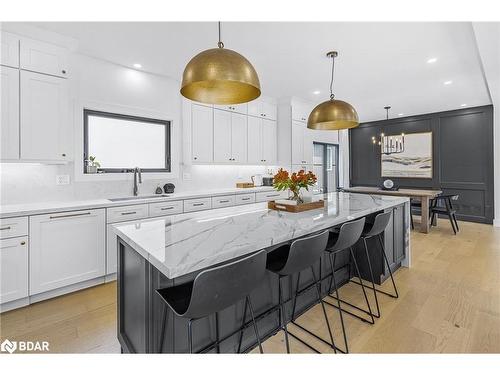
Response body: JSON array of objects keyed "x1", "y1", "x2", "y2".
[
  {"x1": 180, "y1": 23, "x2": 261, "y2": 105},
  {"x1": 307, "y1": 51, "x2": 359, "y2": 130}
]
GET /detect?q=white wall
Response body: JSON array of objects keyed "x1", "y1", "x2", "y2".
[{"x1": 472, "y1": 23, "x2": 500, "y2": 227}]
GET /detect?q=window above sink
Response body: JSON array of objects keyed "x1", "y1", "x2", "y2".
[{"x1": 83, "y1": 109, "x2": 171, "y2": 174}]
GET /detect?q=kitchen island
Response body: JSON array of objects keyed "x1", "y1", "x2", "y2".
[{"x1": 113, "y1": 192, "x2": 410, "y2": 353}]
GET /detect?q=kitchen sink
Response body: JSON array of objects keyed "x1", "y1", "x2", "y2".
[{"x1": 108, "y1": 195, "x2": 170, "y2": 202}]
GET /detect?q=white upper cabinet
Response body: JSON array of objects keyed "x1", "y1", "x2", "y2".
[
  {"x1": 247, "y1": 116, "x2": 262, "y2": 164},
  {"x1": 213, "y1": 109, "x2": 232, "y2": 162},
  {"x1": 29, "y1": 209, "x2": 106, "y2": 295},
  {"x1": 20, "y1": 37, "x2": 69, "y2": 78},
  {"x1": 20, "y1": 70, "x2": 69, "y2": 161},
  {"x1": 191, "y1": 104, "x2": 214, "y2": 163},
  {"x1": 1, "y1": 32, "x2": 20, "y2": 68},
  {"x1": 213, "y1": 109, "x2": 248, "y2": 163},
  {"x1": 231, "y1": 112, "x2": 248, "y2": 163},
  {"x1": 292, "y1": 101, "x2": 312, "y2": 122},
  {"x1": 248, "y1": 97, "x2": 277, "y2": 120},
  {"x1": 214, "y1": 103, "x2": 247, "y2": 115},
  {"x1": 247, "y1": 116, "x2": 277, "y2": 164},
  {"x1": 261, "y1": 118, "x2": 277, "y2": 164},
  {"x1": 292, "y1": 121, "x2": 313, "y2": 165},
  {"x1": 1, "y1": 66, "x2": 20, "y2": 160}
]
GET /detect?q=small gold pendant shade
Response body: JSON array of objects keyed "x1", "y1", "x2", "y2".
[
  {"x1": 307, "y1": 51, "x2": 359, "y2": 130},
  {"x1": 180, "y1": 23, "x2": 261, "y2": 105}
]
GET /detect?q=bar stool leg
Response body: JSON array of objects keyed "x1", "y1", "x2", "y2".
[
  {"x1": 377, "y1": 235, "x2": 399, "y2": 298},
  {"x1": 349, "y1": 247, "x2": 375, "y2": 324},
  {"x1": 362, "y1": 238, "x2": 381, "y2": 318},
  {"x1": 311, "y1": 266, "x2": 337, "y2": 353},
  {"x1": 328, "y1": 252, "x2": 349, "y2": 353},
  {"x1": 291, "y1": 271, "x2": 301, "y2": 321},
  {"x1": 237, "y1": 296, "x2": 249, "y2": 353},
  {"x1": 278, "y1": 276, "x2": 291, "y2": 353},
  {"x1": 215, "y1": 312, "x2": 220, "y2": 353},
  {"x1": 158, "y1": 303, "x2": 167, "y2": 353},
  {"x1": 246, "y1": 296, "x2": 264, "y2": 354},
  {"x1": 187, "y1": 319, "x2": 193, "y2": 354}
]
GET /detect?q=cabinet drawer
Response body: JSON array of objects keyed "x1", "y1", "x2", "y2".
[
  {"x1": 149, "y1": 200, "x2": 183, "y2": 217},
  {"x1": 255, "y1": 190, "x2": 288, "y2": 202},
  {"x1": 212, "y1": 195, "x2": 236, "y2": 208},
  {"x1": 183, "y1": 198, "x2": 212, "y2": 213},
  {"x1": 107, "y1": 204, "x2": 149, "y2": 223},
  {"x1": 20, "y1": 37, "x2": 69, "y2": 78},
  {"x1": 235, "y1": 193, "x2": 256, "y2": 205},
  {"x1": 0, "y1": 236, "x2": 29, "y2": 304},
  {"x1": 0, "y1": 217, "x2": 28, "y2": 239}
]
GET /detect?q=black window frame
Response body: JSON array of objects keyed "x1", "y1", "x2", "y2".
[{"x1": 83, "y1": 109, "x2": 171, "y2": 174}]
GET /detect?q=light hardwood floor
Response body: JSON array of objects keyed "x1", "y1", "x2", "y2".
[{"x1": 1, "y1": 219, "x2": 499, "y2": 353}]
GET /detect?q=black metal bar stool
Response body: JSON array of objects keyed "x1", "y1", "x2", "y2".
[
  {"x1": 350, "y1": 211, "x2": 399, "y2": 319},
  {"x1": 266, "y1": 230, "x2": 336, "y2": 354},
  {"x1": 323, "y1": 217, "x2": 373, "y2": 354},
  {"x1": 156, "y1": 250, "x2": 267, "y2": 354}
]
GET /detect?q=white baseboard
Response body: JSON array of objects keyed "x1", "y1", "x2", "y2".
[
  {"x1": 494, "y1": 219, "x2": 500, "y2": 227},
  {"x1": 29, "y1": 276, "x2": 105, "y2": 304},
  {"x1": 0, "y1": 297, "x2": 30, "y2": 313}
]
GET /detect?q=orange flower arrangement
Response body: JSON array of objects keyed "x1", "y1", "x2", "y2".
[{"x1": 273, "y1": 168, "x2": 317, "y2": 203}]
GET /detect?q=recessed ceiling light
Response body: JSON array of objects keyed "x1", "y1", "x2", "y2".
[
  {"x1": 444, "y1": 80, "x2": 453, "y2": 85},
  {"x1": 427, "y1": 57, "x2": 438, "y2": 64},
  {"x1": 313, "y1": 90, "x2": 321, "y2": 95},
  {"x1": 460, "y1": 103, "x2": 467, "y2": 107},
  {"x1": 398, "y1": 113, "x2": 404, "y2": 116},
  {"x1": 133, "y1": 63, "x2": 142, "y2": 69}
]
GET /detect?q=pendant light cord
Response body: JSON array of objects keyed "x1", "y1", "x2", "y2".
[
  {"x1": 217, "y1": 21, "x2": 224, "y2": 48},
  {"x1": 329, "y1": 54, "x2": 335, "y2": 100}
]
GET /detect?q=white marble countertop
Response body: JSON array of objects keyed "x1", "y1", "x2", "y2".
[
  {"x1": 112, "y1": 192, "x2": 410, "y2": 279},
  {"x1": 0, "y1": 186, "x2": 275, "y2": 218}
]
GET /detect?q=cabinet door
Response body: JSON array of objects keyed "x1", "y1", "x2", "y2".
[
  {"x1": 247, "y1": 99, "x2": 261, "y2": 118},
  {"x1": 214, "y1": 103, "x2": 247, "y2": 115},
  {"x1": 0, "y1": 237, "x2": 28, "y2": 304},
  {"x1": 292, "y1": 102, "x2": 309, "y2": 122},
  {"x1": 247, "y1": 116, "x2": 262, "y2": 164},
  {"x1": 30, "y1": 209, "x2": 106, "y2": 295},
  {"x1": 1, "y1": 32, "x2": 20, "y2": 68},
  {"x1": 231, "y1": 112, "x2": 247, "y2": 163},
  {"x1": 291, "y1": 121, "x2": 305, "y2": 164},
  {"x1": 213, "y1": 109, "x2": 232, "y2": 162},
  {"x1": 20, "y1": 71, "x2": 69, "y2": 161},
  {"x1": 261, "y1": 101, "x2": 277, "y2": 120},
  {"x1": 191, "y1": 104, "x2": 213, "y2": 162},
  {"x1": 106, "y1": 224, "x2": 118, "y2": 275},
  {"x1": 1, "y1": 66, "x2": 20, "y2": 160},
  {"x1": 261, "y1": 119, "x2": 277, "y2": 164},
  {"x1": 20, "y1": 37, "x2": 69, "y2": 78},
  {"x1": 302, "y1": 127, "x2": 313, "y2": 164}
]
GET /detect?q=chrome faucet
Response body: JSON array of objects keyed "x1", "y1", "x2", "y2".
[{"x1": 133, "y1": 167, "x2": 142, "y2": 196}]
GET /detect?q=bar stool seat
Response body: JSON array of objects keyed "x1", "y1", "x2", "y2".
[{"x1": 156, "y1": 250, "x2": 267, "y2": 354}]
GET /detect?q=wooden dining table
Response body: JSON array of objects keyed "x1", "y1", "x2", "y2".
[{"x1": 344, "y1": 186, "x2": 442, "y2": 233}]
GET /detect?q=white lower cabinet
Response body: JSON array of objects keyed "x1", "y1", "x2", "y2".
[
  {"x1": 0, "y1": 237, "x2": 28, "y2": 304},
  {"x1": 255, "y1": 190, "x2": 288, "y2": 202},
  {"x1": 29, "y1": 209, "x2": 106, "y2": 295}
]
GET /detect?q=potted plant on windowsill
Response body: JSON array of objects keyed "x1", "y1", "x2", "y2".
[
  {"x1": 85, "y1": 156, "x2": 101, "y2": 174},
  {"x1": 273, "y1": 168, "x2": 317, "y2": 204}
]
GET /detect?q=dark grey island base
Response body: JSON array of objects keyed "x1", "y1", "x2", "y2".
[{"x1": 116, "y1": 202, "x2": 408, "y2": 354}]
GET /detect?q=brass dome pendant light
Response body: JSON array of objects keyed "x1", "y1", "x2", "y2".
[
  {"x1": 180, "y1": 22, "x2": 261, "y2": 105},
  {"x1": 307, "y1": 51, "x2": 359, "y2": 130}
]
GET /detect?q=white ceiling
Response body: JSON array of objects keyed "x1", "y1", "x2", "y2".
[{"x1": 30, "y1": 22, "x2": 491, "y2": 122}]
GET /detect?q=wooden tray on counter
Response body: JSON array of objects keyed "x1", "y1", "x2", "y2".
[
  {"x1": 268, "y1": 199, "x2": 325, "y2": 213},
  {"x1": 236, "y1": 182, "x2": 255, "y2": 188}
]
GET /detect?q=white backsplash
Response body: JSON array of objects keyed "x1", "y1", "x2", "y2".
[{"x1": 0, "y1": 163, "x2": 279, "y2": 205}]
